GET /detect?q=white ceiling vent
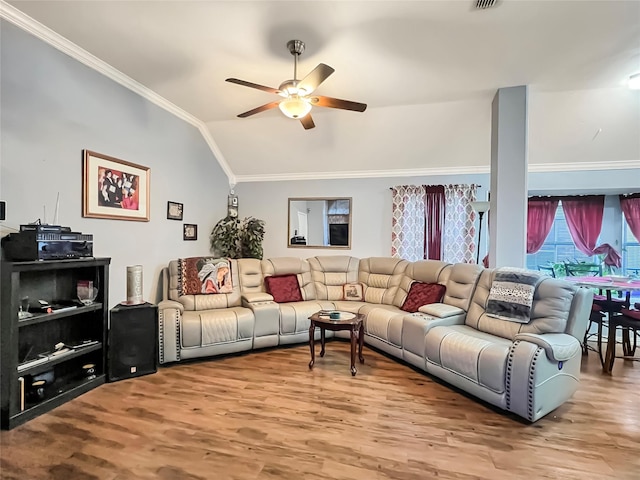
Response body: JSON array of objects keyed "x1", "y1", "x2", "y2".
[{"x1": 475, "y1": 0, "x2": 499, "y2": 9}]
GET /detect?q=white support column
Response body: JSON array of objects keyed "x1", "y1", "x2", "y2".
[{"x1": 489, "y1": 86, "x2": 528, "y2": 268}]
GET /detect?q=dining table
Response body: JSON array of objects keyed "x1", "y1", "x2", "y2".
[{"x1": 564, "y1": 275, "x2": 640, "y2": 373}]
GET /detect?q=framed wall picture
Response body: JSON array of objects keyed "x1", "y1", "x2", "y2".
[
  {"x1": 82, "y1": 150, "x2": 150, "y2": 221},
  {"x1": 167, "y1": 201, "x2": 183, "y2": 220},
  {"x1": 183, "y1": 224, "x2": 198, "y2": 241}
]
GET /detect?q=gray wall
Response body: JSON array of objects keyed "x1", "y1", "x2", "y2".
[
  {"x1": 235, "y1": 175, "x2": 489, "y2": 259},
  {"x1": 236, "y1": 169, "x2": 639, "y2": 261},
  {"x1": 0, "y1": 21, "x2": 230, "y2": 306}
]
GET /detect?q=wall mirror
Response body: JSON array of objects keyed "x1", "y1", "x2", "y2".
[{"x1": 288, "y1": 197, "x2": 352, "y2": 249}]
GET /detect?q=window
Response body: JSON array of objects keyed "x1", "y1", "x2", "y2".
[
  {"x1": 526, "y1": 202, "x2": 597, "y2": 272},
  {"x1": 622, "y1": 216, "x2": 640, "y2": 276}
]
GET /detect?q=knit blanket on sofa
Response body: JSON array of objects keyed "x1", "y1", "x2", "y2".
[
  {"x1": 178, "y1": 257, "x2": 233, "y2": 296},
  {"x1": 486, "y1": 267, "x2": 544, "y2": 324}
]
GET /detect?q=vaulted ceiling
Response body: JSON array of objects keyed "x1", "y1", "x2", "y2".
[{"x1": 6, "y1": 1, "x2": 640, "y2": 182}]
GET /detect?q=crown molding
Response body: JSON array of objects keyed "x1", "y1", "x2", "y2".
[
  {"x1": 235, "y1": 166, "x2": 491, "y2": 183},
  {"x1": 235, "y1": 160, "x2": 640, "y2": 183},
  {"x1": 527, "y1": 160, "x2": 640, "y2": 172},
  {"x1": 0, "y1": 1, "x2": 236, "y2": 186}
]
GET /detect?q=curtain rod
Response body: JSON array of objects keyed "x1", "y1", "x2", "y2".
[{"x1": 389, "y1": 184, "x2": 482, "y2": 190}]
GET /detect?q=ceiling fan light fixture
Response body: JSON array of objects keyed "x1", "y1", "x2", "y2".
[
  {"x1": 279, "y1": 95, "x2": 312, "y2": 119},
  {"x1": 629, "y1": 73, "x2": 640, "y2": 90}
]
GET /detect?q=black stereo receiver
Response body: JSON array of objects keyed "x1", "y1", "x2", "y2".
[{"x1": 1, "y1": 227, "x2": 93, "y2": 261}]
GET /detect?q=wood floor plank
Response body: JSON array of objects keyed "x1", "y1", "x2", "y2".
[{"x1": 1, "y1": 340, "x2": 639, "y2": 479}]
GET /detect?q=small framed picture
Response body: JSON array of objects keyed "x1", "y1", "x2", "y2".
[
  {"x1": 183, "y1": 223, "x2": 198, "y2": 241},
  {"x1": 167, "y1": 201, "x2": 183, "y2": 220}
]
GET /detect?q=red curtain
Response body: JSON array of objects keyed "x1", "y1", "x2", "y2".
[
  {"x1": 620, "y1": 193, "x2": 640, "y2": 243},
  {"x1": 527, "y1": 197, "x2": 559, "y2": 254},
  {"x1": 561, "y1": 195, "x2": 605, "y2": 255},
  {"x1": 425, "y1": 186, "x2": 445, "y2": 260},
  {"x1": 593, "y1": 243, "x2": 622, "y2": 268}
]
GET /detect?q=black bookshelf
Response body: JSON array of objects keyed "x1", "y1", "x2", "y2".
[{"x1": 0, "y1": 257, "x2": 110, "y2": 429}]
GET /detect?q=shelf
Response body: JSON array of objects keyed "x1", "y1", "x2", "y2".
[
  {"x1": 17, "y1": 303, "x2": 103, "y2": 328},
  {"x1": 1, "y1": 257, "x2": 110, "y2": 430},
  {"x1": 5, "y1": 257, "x2": 109, "y2": 273},
  {"x1": 7, "y1": 374, "x2": 106, "y2": 429},
  {"x1": 17, "y1": 343, "x2": 103, "y2": 376}
]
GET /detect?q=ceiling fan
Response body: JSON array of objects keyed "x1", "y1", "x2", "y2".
[{"x1": 226, "y1": 40, "x2": 367, "y2": 130}]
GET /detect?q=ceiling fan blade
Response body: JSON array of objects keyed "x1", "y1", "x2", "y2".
[
  {"x1": 226, "y1": 78, "x2": 281, "y2": 95},
  {"x1": 310, "y1": 95, "x2": 367, "y2": 112},
  {"x1": 237, "y1": 101, "x2": 281, "y2": 118},
  {"x1": 297, "y1": 64, "x2": 335, "y2": 94},
  {"x1": 300, "y1": 114, "x2": 315, "y2": 130}
]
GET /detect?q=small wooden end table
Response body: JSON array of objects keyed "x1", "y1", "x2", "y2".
[{"x1": 308, "y1": 311, "x2": 365, "y2": 376}]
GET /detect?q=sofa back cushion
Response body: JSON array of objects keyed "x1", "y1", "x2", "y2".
[
  {"x1": 466, "y1": 270, "x2": 575, "y2": 340},
  {"x1": 264, "y1": 274, "x2": 304, "y2": 303},
  {"x1": 358, "y1": 257, "x2": 408, "y2": 305},
  {"x1": 168, "y1": 258, "x2": 241, "y2": 310},
  {"x1": 237, "y1": 258, "x2": 264, "y2": 294},
  {"x1": 393, "y1": 260, "x2": 451, "y2": 308},
  {"x1": 262, "y1": 257, "x2": 316, "y2": 300},
  {"x1": 309, "y1": 256, "x2": 360, "y2": 300},
  {"x1": 442, "y1": 263, "x2": 484, "y2": 311}
]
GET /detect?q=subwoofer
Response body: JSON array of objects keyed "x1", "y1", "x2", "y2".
[{"x1": 108, "y1": 303, "x2": 158, "y2": 382}]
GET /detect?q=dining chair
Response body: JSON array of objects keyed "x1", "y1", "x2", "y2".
[
  {"x1": 537, "y1": 264, "x2": 556, "y2": 277},
  {"x1": 603, "y1": 308, "x2": 640, "y2": 372},
  {"x1": 583, "y1": 304, "x2": 606, "y2": 363},
  {"x1": 564, "y1": 262, "x2": 603, "y2": 277}
]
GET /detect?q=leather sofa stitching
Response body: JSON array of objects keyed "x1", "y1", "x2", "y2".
[
  {"x1": 175, "y1": 310, "x2": 181, "y2": 361},
  {"x1": 527, "y1": 348, "x2": 543, "y2": 421},
  {"x1": 158, "y1": 309, "x2": 165, "y2": 364},
  {"x1": 505, "y1": 339, "x2": 519, "y2": 410}
]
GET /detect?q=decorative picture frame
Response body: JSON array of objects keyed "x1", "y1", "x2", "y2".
[
  {"x1": 82, "y1": 150, "x2": 150, "y2": 221},
  {"x1": 183, "y1": 224, "x2": 198, "y2": 241},
  {"x1": 167, "y1": 201, "x2": 183, "y2": 220}
]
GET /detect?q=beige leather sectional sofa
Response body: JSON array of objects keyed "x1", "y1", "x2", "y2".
[{"x1": 158, "y1": 256, "x2": 592, "y2": 422}]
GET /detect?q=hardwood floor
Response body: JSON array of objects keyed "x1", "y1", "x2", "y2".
[{"x1": 1, "y1": 340, "x2": 639, "y2": 480}]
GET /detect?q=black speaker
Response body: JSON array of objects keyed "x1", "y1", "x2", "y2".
[{"x1": 108, "y1": 302, "x2": 158, "y2": 382}]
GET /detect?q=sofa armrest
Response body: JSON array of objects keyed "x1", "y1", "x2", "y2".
[
  {"x1": 418, "y1": 303, "x2": 465, "y2": 318},
  {"x1": 514, "y1": 333, "x2": 581, "y2": 362},
  {"x1": 158, "y1": 299, "x2": 183, "y2": 364},
  {"x1": 158, "y1": 299, "x2": 184, "y2": 314},
  {"x1": 242, "y1": 292, "x2": 274, "y2": 303}
]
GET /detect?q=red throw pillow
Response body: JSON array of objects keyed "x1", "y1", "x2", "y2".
[
  {"x1": 401, "y1": 282, "x2": 446, "y2": 313},
  {"x1": 264, "y1": 274, "x2": 303, "y2": 303}
]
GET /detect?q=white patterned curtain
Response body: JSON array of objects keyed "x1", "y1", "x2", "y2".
[
  {"x1": 391, "y1": 186, "x2": 426, "y2": 261},
  {"x1": 443, "y1": 184, "x2": 478, "y2": 263}
]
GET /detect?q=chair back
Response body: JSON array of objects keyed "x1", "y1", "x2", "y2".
[
  {"x1": 538, "y1": 264, "x2": 556, "y2": 278},
  {"x1": 564, "y1": 262, "x2": 602, "y2": 277}
]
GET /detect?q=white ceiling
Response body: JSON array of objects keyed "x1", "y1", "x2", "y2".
[{"x1": 6, "y1": 1, "x2": 640, "y2": 181}]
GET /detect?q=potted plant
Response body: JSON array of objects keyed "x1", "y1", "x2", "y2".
[
  {"x1": 240, "y1": 217, "x2": 266, "y2": 259},
  {"x1": 210, "y1": 216, "x2": 241, "y2": 258},
  {"x1": 210, "y1": 216, "x2": 265, "y2": 259}
]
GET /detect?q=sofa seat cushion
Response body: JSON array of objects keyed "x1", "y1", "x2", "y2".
[
  {"x1": 363, "y1": 306, "x2": 407, "y2": 347},
  {"x1": 279, "y1": 301, "x2": 334, "y2": 335},
  {"x1": 358, "y1": 303, "x2": 402, "y2": 316},
  {"x1": 181, "y1": 307, "x2": 254, "y2": 348},
  {"x1": 425, "y1": 325, "x2": 512, "y2": 394},
  {"x1": 332, "y1": 301, "x2": 368, "y2": 313}
]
